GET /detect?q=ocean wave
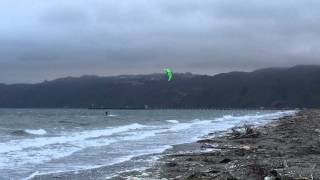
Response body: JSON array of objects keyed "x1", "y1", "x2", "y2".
[
  {"x1": 0, "y1": 125, "x2": 171, "y2": 174},
  {"x1": 214, "y1": 110, "x2": 296, "y2": 124},
  {"x1": 23, "y1": 146, "x2": 169, "y2": 180},
  {"x1": 107, "y1": 114, "x2": 118, "y2": 117},
  {"x1": 11, "y1": 129, "x2": 47, "y2": 136},
  {"x1": 165, "y1": 119, "x2": 212, "y2": 132},
  {"x1": 0, "y1": 123, "x2": 147, "y2": 168},
  {"x1": 10, "y1": 130, "x2": 30, "y2": 136},
  {"x1": 23, "y1": 171, "x2": 42, "y2": 180},
  {"x1": 0, "y1": 119, "x2": 211, "y2": 169},
  {"x1": 166, "y1": 120, "x2": 179, "y2": 124},
  {"x1": 58, "y1": 120, "x2": 90, "y2": 126},
  {"x1": 25, "y1": 129, "x2": 47, "y2": 135},
  {"x1": 0, "y1": 123, "x2": 146, "y2": 154}
]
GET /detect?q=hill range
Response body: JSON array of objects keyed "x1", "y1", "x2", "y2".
[{"x1": 0, "y1": 65, "x2": 320, "y2": 109}]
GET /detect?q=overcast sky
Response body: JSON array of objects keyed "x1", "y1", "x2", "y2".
[{"x1": 1, "y1": 0, "x2": 320, "y2": 83}]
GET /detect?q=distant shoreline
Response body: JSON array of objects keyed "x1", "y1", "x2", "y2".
[
  {"x1": 88, "y1": 107, "x2": 300, "y2": 110},
  {"x1": 0, "y1": 107, "x2": 301, "y2": 111}
]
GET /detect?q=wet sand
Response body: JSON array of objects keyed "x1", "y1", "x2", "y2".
[{"x1": 154, "y1": 110, "x2": 320, "y2": 179}]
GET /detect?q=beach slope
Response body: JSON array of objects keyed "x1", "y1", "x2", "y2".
[{"x1": 158, "y1": 110, "x2": 320, "y2": 179}]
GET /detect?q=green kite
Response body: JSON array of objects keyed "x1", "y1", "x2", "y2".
[{"x1": 164, "y1": 68, "x2": 173, "y2": 81}]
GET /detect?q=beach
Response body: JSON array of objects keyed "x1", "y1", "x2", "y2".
[
  {"x1": 142, "y1": 110, "x2": 320, "y2": 180},
  {"x1": 7, "y1": 109, "x2": 297, "y2": 180}
]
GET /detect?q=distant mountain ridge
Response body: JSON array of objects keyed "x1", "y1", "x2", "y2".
[{"x1": 1, "y1": 65, "x2": 320, "y2": 108}]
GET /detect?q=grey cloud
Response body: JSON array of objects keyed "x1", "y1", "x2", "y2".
[
  {"x1": 0, "y1": 0, "x2": 320, "y2": 83},
  {"x1": 41, "y1": 7, "x2": 89, "y2": 26}
]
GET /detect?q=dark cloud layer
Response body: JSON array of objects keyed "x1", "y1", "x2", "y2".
[{"x1": 0, "y1": 0, "x2": 320, "y2": 83}]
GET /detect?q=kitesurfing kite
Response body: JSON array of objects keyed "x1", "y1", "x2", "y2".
[{"x1": 164, "y1": 68, "x2": 173, "y2": 81}]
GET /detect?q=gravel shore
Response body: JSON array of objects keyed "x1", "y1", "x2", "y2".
[{"x1": 154, "y1": 110, "x2": 320, "y2": 179}]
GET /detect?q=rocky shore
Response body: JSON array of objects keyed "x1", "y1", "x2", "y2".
[{"x1": 154, "y1": 110, "x2": 320, "y2": 179}]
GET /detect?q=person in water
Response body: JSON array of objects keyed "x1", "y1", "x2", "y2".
[{"x1": 105, "y1": 111, "x2": 108, "y2": 116}]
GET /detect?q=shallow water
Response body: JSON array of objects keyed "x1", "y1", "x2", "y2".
[{"x1": 0, "y1": 109, "x2": 296, "y2": 179}]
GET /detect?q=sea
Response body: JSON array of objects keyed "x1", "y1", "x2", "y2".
[{"x1": 0, "y1": 109, "x2": 296, "y2": 179}]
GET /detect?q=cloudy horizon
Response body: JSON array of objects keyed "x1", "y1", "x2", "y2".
[{"x1": 1, "y1": 0, "x2": 320, "y2": 83}]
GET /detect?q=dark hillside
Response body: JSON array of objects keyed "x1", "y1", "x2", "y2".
[{"x1": 0, "y1": 65, "x2": 319, "y2": 108}]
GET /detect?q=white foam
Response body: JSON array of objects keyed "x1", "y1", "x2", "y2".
[
  {"x1": 168, "y1": 122, "x2": 193, "y2": 131},
  {"x1": 22, "y1": 145, "x2": 170, "y2": 180},
  {"x1": 23, "y1": 171, "x2": 43, "y2": 180},
  {"x1": 0, "y1": 123, "x2": 145, "y2": 153},
  {"x1": 190, "y1": 111, "x2": 297, "y2": 141},
  {"x1": 25, "y1": 129, "x2": 47, "y2": 135},
  {"x1": 214, "y1": 111, "x2": 296, "y2": 124},
  {"x1": 107, "y1": 114, "x2": 118, "y2": 117},
  {"x1": 0, "y1": 123, "x2": 146, "y2": 168},
  {"x1": 166, "y1": 120, "x2": 179, "y2": 124},
  {"x1": 168, "y1": 119, "x2": 213, "y2": 132}
]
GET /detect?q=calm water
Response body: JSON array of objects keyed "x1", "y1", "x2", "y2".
[{"x1": 0, "y1": 109, "x2": 296, "y2": 179}]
